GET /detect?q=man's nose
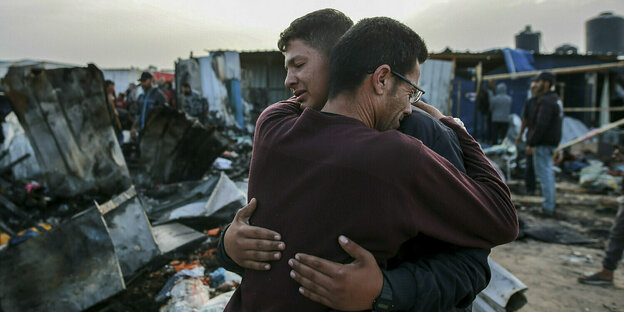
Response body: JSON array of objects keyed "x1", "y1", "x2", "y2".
[{"x1": 284, "y1": 71, "x2": 296, "y2": 89}]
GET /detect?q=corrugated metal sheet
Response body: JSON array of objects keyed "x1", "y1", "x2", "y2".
[
  {"x1": 419, "y1": 59, "x2": 454, "y2": 114},
  {"x1": 240, "y1": 52, "x2": 289, "y2": 107}
]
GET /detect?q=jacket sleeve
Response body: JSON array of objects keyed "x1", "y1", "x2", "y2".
[
  {"x1": 429, "y1": 129, "x2": 466, "y2": 173},
  {"x1": 384, "y1": 247, "x2": 491, "y2": 312},
  {"x1": 215, "y1": 223, "x2": 245, "y2": 275}
]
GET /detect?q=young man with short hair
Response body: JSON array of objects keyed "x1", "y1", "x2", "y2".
[{"x1": 219, "y1": 10, "x2": 517, "y2": 312}]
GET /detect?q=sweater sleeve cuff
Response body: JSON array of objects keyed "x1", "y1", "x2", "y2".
[
  {"x1": 382, "y1": 267, "x2": 419, "y2": 310},
  {"x1": 439, "y1": 116, "x2": 463, "y2": 132},
  {"x1": 216, "y1": 223, "x2": 244, "y2": 275}
]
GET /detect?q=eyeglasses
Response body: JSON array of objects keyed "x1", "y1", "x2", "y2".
[
  {"x1": 390, "y1": 70, "x2": 425, "y2": 104},
  {"x1": 367, "y1": 69, "x2": 425, "y2": 104}
]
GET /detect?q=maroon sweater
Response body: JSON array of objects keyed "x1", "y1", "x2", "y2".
[{"x1": 225, "y1": 101, "x2": 517, "y2": 312}]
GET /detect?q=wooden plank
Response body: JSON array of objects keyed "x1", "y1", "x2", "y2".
[
  {"x1": 563, "y1": 106, "x2": 624, "y2": 112},
  {"x1": 555, "y1": 117, "x2": 624, "y2": 153},
  {"x1": 483, "y1": 61, "x2": 624, "y2": 81}
]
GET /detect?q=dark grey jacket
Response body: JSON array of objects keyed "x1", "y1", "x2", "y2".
[{"x1": 527, "y1": 91, "x2": 563, "y2": 147}]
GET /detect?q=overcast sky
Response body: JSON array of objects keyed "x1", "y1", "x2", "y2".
[{"x1": 1, "y1": 0, "x2": 622, "y2": 70}]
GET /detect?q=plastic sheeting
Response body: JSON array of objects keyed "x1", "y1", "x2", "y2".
[
  {"x1": 579, "y1": 160, "x2": 622, "y2": 193},
  {"x1": 560, "y1": 116, "x2": 591, "y2": 146},
  {"x1": 502, "y1": 48, "x2": 536, "y2": 74},
  {"x1": 198, "y1": 55, "x2": 238, "y2": 128},
  {"x1": 227, "y1": 79, "x2": 244, "y2": 128},
  {"x1": 198, "y1": 56, "x2": 230, "y2": 115}
]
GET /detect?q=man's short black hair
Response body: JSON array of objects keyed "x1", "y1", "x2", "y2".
[
  {"x1": 181, "y1": 82, "x2": 191, "y2": 88},
  {"x1": 277, "y1": 8, "x2": 353, "y2": 57},
  {"x1": 536, "y1": 71, "x2": 555, "y2": 86},
  {"x1": 328, "y1": 17, "x2": 428, "y2": 99},
  {"x1": 105, "y1": 80, "x2": 114, "y2": 87}
]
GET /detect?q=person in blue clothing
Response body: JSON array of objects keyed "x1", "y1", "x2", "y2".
[{"x1": 130, "y1": 71, "x2": 168, "y2": 140}]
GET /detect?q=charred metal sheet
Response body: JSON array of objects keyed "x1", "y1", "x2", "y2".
[
  {"x1": 136, "y1": 107, "x2": 230, "y2": 186},
  {"x1": 155, "y1": 172, "x2": 243, "y2": 229},
  {"x1": 0, "y1": 207, "x2": 125, "y2": 312},
  {"x1": 1, "y1": 64, "x2": 131, "y2": 197},
  {"x1": 474, "y1": 258, "x2": 528, "y2": 312},
  {"x1": 141, "y1": 176, "x2": 220, "y2": 221},
  {"x1": 152, "y1": 222, "x2": 205, "y2": 254},
  {"x1": 97, "y1": 186, "x2": 160, "y2": 279}
]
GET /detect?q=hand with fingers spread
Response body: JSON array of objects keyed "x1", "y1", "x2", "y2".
[
  {"x1": 223, "y1": 198, "x2": 285, "y2": 271},
  {"x1": 288, "y1": 235, "x2": 383, "y2": 311}
]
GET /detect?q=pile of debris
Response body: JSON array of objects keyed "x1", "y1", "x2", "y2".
[{"x1": 0, "y1": 64, "x2": 253, "y2": 311}]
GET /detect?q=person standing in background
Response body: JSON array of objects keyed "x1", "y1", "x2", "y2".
[
  {"x1": 526, "y1": 72, "x2": 563, "y2": 217},
  {"x1": 489, "y1": 82, "x2": 512, "y2": 144},
  {"x1": 516, "y1": 80, "x2": 539, "y2": 195}
]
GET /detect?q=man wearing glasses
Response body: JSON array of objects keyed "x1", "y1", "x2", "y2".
[{"x1": 224, "y1": 15, "x2": 517, "y2": 312}]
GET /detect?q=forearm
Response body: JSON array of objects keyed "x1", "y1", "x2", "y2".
[
  {"x1": 423, "y1": 117, "x2": 517, "y2": 246},
  {"x1": 385, "y1": 247, "x2": 491, "y2": 312}
]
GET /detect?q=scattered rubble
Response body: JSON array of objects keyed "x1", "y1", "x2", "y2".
[
  {"x1": 0, "y1": 207, "x2": 125, "y2": 312},
  {"x1": 1, "y1": 61, "x2": 624, "y2": 312},
  {"x1": 0, "y1": 63, "x2": 253, "y2": 311},
  {"x1": 474, "y1": 259, "x2": 528, "y2": 312},
  {"x1": 134, "y1": 107, "x2": 231, "y2": 187}
]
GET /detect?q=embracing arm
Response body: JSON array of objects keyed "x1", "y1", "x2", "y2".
[
  {"x1": 384, "y1": 246, "x2": 490, "y2": 311},
  {"x1": 215, "y1": 198, "x2": 285, "y2": 274},
  {"x1": 394, "y1": 102, "x2": 517, "y2": 248},
  {"x1": 289, "y1": 236, "x2": 491, "y2": 311}
]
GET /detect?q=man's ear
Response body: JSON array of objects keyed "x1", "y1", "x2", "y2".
[{"x1": 371, "y1": 65, "x2": 392, "y2": 95}]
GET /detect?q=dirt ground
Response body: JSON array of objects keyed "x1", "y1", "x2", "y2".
[{"x1": 491, "y1": 179, "x2": 624, "y2": 312}]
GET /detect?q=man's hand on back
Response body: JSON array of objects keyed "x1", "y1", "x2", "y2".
[
  {"x1": 223, "y1": 198, "x2": 285, "y2": 270},
  {"x1": 288, "y1": 236, "x2": 383, "y2": 311}
]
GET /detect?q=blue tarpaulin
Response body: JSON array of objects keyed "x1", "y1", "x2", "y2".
[{"x1": 502, "y1": 48, "x2": 536, "y2": 73}]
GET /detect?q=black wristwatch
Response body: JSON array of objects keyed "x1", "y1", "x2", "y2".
[{"x1": 372, "y1": 273, "x2": 395, "y2": 312}]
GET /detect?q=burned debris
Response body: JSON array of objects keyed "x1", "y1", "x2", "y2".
[
  {"x1": 0, "y1": 63, "x2": 250, "y2": 311},
  {"x1": 0, "y1": 48, "x2": 623, "y2": 312},
  {"x1": 2, "y1": 64, "x2": 132, "y2": 198}
]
